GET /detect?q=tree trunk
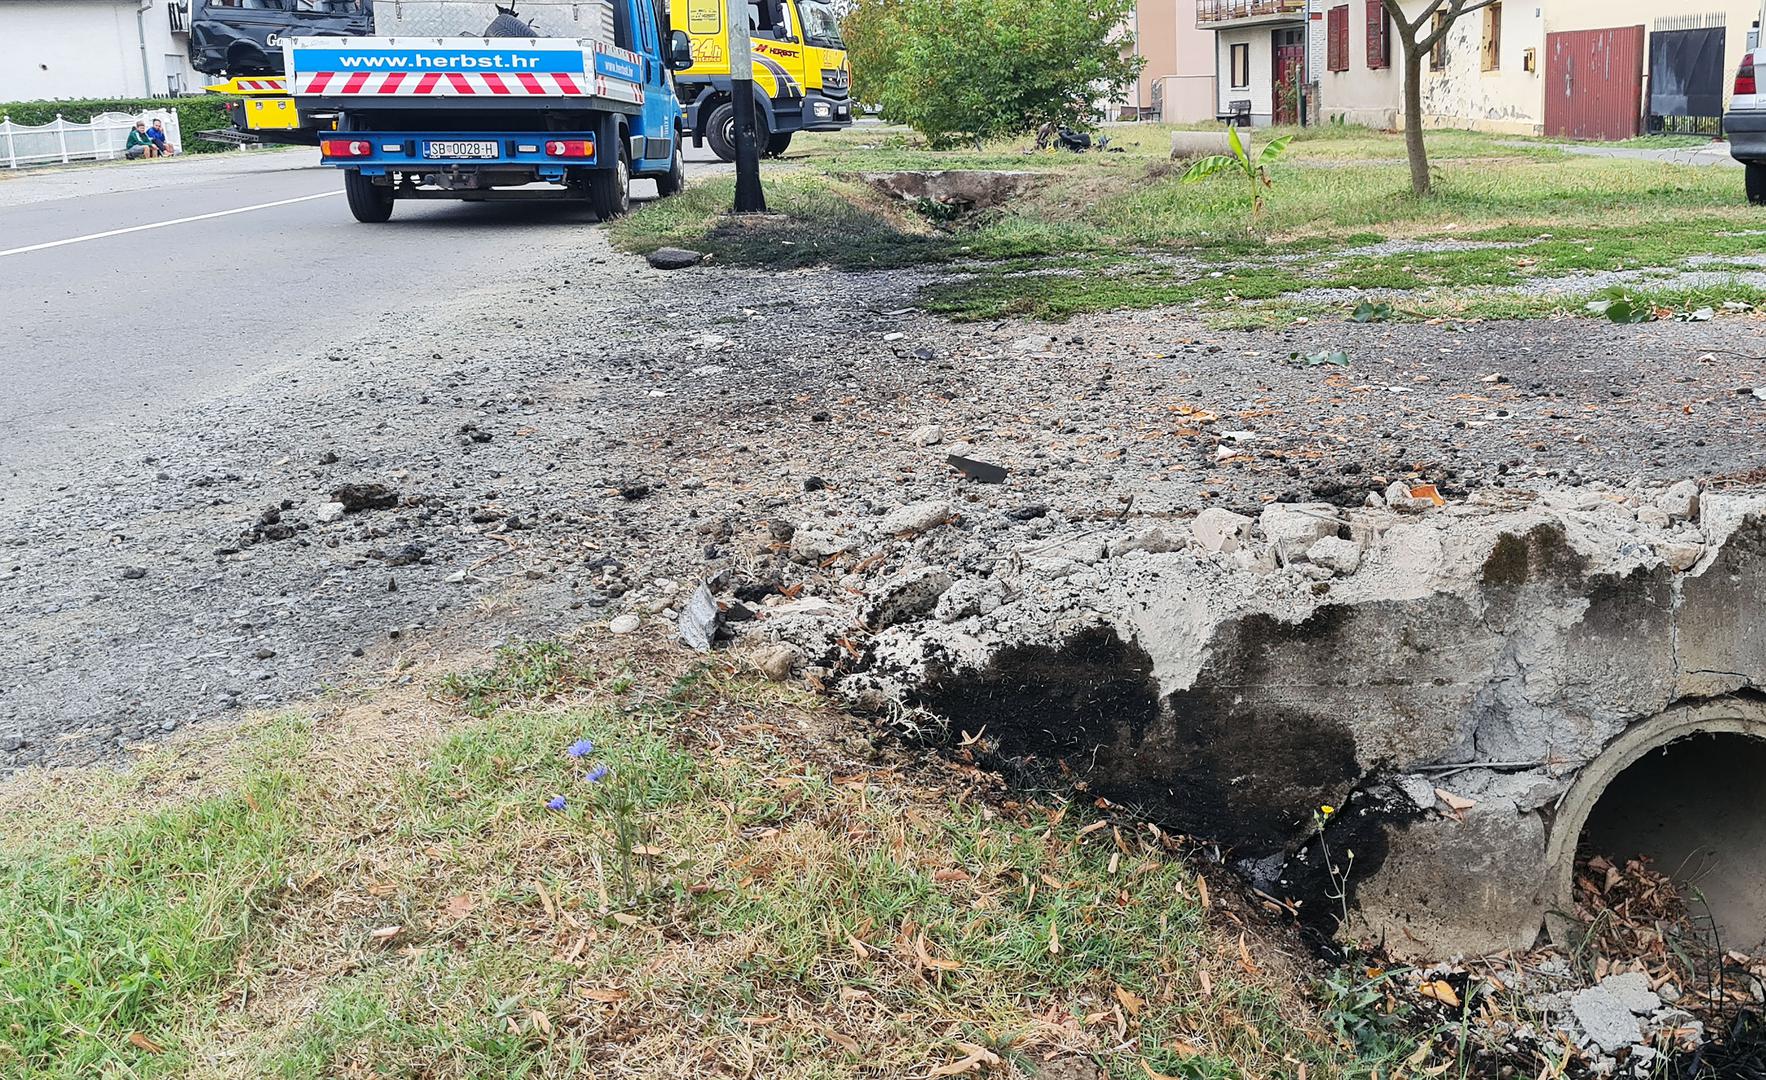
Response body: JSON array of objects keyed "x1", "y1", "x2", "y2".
[{"x1": 1402, "y1": 50, "x2": 1430, "y2": 196}]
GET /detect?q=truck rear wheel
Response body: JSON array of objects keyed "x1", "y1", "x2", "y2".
[
  {"x1": 705, "y1": 101, "x2": 768, "y2": 164},
  {"x1": 766, "y1": 132, "x2": 793, "y2": 157},
  {"x1": 655, "y1": 145, "x2": 685, "y2": 197},
  {"x1": 591, "y1": 140, "x2": 631, "y2": 221},
  {"x1": 344, "y1": 169, "x2": 394, "y2": 223},
  {"x1": 1748, "y1": 162, "x2": 1765, "y2": 206}
]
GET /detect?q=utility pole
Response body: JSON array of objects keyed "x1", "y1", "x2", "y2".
[{"x1": 725, "y1": 0, "x2": 767, "y2": 212}]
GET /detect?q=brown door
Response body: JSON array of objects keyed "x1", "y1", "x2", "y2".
[
  {"x1": 1273, "y1": 28, "x2": 1305, "y2": 125},
  {"x1": 1544, "y1": 26, "x2": 1646, "y2": 140}
]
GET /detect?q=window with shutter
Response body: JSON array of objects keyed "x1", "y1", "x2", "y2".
[
  {"x1": 1481, "y1": 2, "x2": 1502, "y2": 71},
  {"x1": 1366, "y1": 0, "x2": 1389, "y2": 69},
  {"x1": 1328, "y1": 4, "x2": 1349, "y2": 73}
]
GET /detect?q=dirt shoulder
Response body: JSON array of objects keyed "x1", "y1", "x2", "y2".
[{"x1": 2, "y1": 230, "x2": 1763, "y2": 771}]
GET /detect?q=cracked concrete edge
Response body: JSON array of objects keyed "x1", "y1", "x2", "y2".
[{"x1": 745, "y1": 484, "x2": 1766, "y2": 959}]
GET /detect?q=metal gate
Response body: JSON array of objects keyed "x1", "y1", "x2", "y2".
[
  {"x1": 1544, "y1": 26, "x2": 1646, "y2": 141},
  {"x1": 1648, "y1": 26, "x2": 1727, "y2": 134}
]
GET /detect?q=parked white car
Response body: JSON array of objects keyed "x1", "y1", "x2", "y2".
[{"x1": 1731, "y1": 40, "x2": 1766, "y2": 203}]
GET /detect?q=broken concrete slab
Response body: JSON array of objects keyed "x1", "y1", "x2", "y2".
[
  {"x1": 1192, "y1": 508, "x2": 1253, "y2": 554},
  {"x1": 749, "y1": 486, "x2": 1766, "y2": 959},
  {"x1": 1259, "y1": 503, "x2": 1340, "y2": 560},
  {"x1": 1599, "y1": 971, "x2": 1662, "y2": 1016},
  {"x1": 1107, "y1": 525, "x2": 1190, "y2": 558},
  {"x1": 859, "y1": 169, "x2": 1043, "y2": 212},
  {"x1": 864, "y1": 567, "x2": 954, "y2": 630},
  {"x1": 879, "y1": 500, "x2": 953, "y2": 537},
  {"x1": 1570, "y1": 985, "x2": 1644, "y2": 1053},
  {"x1": 1306, "y1": 535, "x2": 1364, "y2": 575}
]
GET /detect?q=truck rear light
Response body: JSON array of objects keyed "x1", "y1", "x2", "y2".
[
  {"x1": 1738, "y1": 55, "x2": 1758, "y2": 96},
  {"x1": 545, "y1": 139, "x2": 594, "y2": 158},
  {"x1": 320, "y1": 139, "x2": 373, "y2": 158}
]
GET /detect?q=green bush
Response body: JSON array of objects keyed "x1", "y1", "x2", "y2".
[
  {"x1": 840, "y1": 0, "x2": 1142, "y2": 147},
  {"x1": 0, "y1": 96, "x2": 232, "y2": 154}
]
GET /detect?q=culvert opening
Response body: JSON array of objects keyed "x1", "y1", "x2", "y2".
[{"x1": 1575, "y1": 731, "x2": 1766, "y2": 955}]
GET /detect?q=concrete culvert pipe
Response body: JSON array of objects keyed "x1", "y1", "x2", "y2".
[{"x1": 1546, "y1": 700, "x2": 1766, "y2": 954}]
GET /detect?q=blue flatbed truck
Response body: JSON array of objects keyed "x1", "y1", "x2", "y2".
[{"x1": 288, "y1": 0, "x2": 693, "y2": 222}]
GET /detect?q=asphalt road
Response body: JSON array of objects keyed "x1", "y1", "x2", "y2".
[{"x1": 0, "y1": 145, "x2": 725, "y2": 495}]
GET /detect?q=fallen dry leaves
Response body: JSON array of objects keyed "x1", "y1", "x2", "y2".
[{"x1": 928, "y1": 1041, "x2": 1001, "y2": 1076}]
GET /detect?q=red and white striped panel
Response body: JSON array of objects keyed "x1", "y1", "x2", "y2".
[
  {"x1": 294, "y1": 70, "x2": 598, "y2": 96},
  {"x1": 592, "y1": 74, "x2": 644, "y2": 106},
  {"x1": 236, "y1": 78, "x2": 287, "y2": 92}
]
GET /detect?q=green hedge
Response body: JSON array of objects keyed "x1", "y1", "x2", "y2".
[{"x1": 0, "y1": 96, "x2": 232, "y2": 154}]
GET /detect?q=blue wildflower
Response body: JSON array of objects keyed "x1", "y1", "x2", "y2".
[
  {"x1": 584, "y1": 764, "x2": 610, "y2": 784},
  {"x1": 546, "y1": 795, "x2": 567, "y2": 811},
  {"x1": 567, "y1": 738, "x2": 596, "y2": 758}
]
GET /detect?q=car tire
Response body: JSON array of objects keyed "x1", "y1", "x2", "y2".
[
  {"x1": 591, "y1": 138, "x2": 632, "y2": 221},
  {"x1": 343, "y1": 169, "x2": 394, "y2": 223},
  {"x1": 1748, "y1": 162, "x2": 1766, "y2": 206},
  {"x1": 705, "y1": 100, "x2": 768, "y2": 164},
  {"x1": 655, "y1": 144, "x2": 686, "y2": 197},
  {"x1": 766, "y1": 132, "x2": 793, "y2": 157}
]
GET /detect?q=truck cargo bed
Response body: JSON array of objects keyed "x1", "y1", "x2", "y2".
[{"x1": 285, "y1": 36, "x2": 645, "y2": 113}]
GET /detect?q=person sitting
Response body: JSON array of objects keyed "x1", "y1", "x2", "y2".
[
  {"x1": 124, "y1": 121, "x2": 159, "y2": 160},
  {"x1": 146, "y1": 119, "x2": 175, "y2": 157}
]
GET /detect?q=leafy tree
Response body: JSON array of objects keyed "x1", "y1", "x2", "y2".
[
  {"x1": 842, "y1": 0, "x2": 1142, "y2": 148},
  {"x1": 840, "y1": 0, "x2": 907, "y2": 108},
  {"x1": 1382, "y1": 0, "x2": 1500, "y2": 195}
]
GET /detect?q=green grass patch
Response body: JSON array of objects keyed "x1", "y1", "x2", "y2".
[
  {"x1": 0, "y1": 720, "x2": 310, "y2": 1077},
  {"x1": 612, "y1": 124, "x2": 1764, "y2": 322},
  {"x1": 0, "y1": 646, "x2": 1405, "y2": 1079}
]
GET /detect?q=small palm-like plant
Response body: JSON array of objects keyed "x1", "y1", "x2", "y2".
[{"x1": 1182, "y1": 125, "x2": 1294, "y2": 219}]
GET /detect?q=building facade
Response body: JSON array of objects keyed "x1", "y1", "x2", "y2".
[
  {"x1": 1309, "y1": 0, "x2": 1763, "y2": 138},
  {"x1": 0, "y1": 0, "x2": 201, "y2": 102},
  {"x1": 1114, "y1": 0, "x2": 1218, "y2": 123},
  {"x1": 1198, "y1": 0, "x2": 1311, "y2": 126}
]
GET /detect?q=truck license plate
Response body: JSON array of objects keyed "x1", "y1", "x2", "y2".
[{"x1": 424, "y1": 140, "x2": 500, "y2": 160}]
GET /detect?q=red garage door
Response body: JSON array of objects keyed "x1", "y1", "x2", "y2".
[{"x1": 1544, "y1": 26, "x2": 1646, "y2": 141}]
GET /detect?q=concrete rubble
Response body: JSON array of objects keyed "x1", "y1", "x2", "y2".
[{"x1": 737, "y1": 480, "x2": 1766, "y2": 960}]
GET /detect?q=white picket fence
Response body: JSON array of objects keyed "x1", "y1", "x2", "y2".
[{"x1": 0, "y1": 111, "x2": 184, "y2": 169}]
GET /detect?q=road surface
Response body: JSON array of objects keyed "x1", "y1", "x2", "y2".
[{"x1": 0, "y1": 145, "x2": 725, "y2": 495}]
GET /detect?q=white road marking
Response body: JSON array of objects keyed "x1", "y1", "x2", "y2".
[{"x1": 0, "y1": 191, "x2": 341, "y2": 259}]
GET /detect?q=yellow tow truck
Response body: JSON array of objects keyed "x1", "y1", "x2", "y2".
[
  {"x1": 201, "y1": 76, "x2": 334, "y2": 146},
  {"x1": 188, "y1": 0, "x2": 366, "y2": 147},
  {"x1": 669, "y1": 0, "x2": 851, "y2": 160}
]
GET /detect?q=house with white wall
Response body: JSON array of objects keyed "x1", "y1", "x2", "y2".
[
  {"x1": 1112, "y1": 0, "x2": 1220, "y2": 123},
  {"x1": 1310, "y1": 0, "x2": 1763, "y2": 138},
  {"x1": 1198, "y1": 0, "x2": 1311, "y2": 126},
  {"x1": 0, "y1": 0, "x2": 201, "y2": 102}
]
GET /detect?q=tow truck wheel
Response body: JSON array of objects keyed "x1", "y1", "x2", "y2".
[
  {"x1": 591, "y1": 141, "x2": 632, "y2": 221},
  {"x1": 766, "y1": 132, "x2": 793, "y2": 157},
  {"x1": 705, "y1": 101, "x2": 768, "y2": 164},
  {"x1": 343, "y1": 169, "x2": 394, "y2": 223},
  {"x1": 656, "y1": 145, "x2": 686, "y2": 198}
]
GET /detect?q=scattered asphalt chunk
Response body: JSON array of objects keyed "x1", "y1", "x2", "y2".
[
  {"x1": 120, "y1": 566, "x2": 147, "y2": 580},
  {"x1": 619, "y1": 484, "x2": 651, "y2": 501},
  {"x1": 946, "y1": 454, "x2": 1008, "y2": 484},
  {"x1": 645, "y1": 247, "x2": 706, "y2": 270},
  {"x1": 331, "y1": 482, "x2": 399, "y2": 512}
]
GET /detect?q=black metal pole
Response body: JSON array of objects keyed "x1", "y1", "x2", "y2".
[{"x1": 726, "y1": 0, "x2": 767, "y2": 212}]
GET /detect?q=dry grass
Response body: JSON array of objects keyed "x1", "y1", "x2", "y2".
[{"x1": 0, "y1": 638, "x2": 1372, "y2": 1079}]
